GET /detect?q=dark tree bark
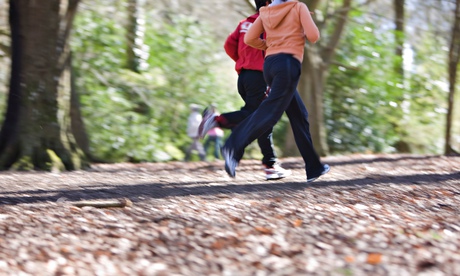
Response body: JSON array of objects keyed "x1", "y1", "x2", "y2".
[
  {"x1": 126, "y1": 0, "x2": 148, "y2": 73},
  {"x1": 69, "y1": 52, "x2": 93, "y2": 161},
  {"x1": 284, "y1": 0, "x2": 352, "y2": 156},
  {"x1": 126, "y1": 0, "x2": 141, "y2": 72},
  {"x1": 394, "y1": 0, "x2": 405, "y2": 77},
  {"x1": 0, "y1": 0, "x2": 88, "y2": 170},
  {"x1": 392, "y1": 0, "x2": 410, "y2": 153},
  {"x1": 445, "y1": 0, "x2": 460, "y2": 156}
]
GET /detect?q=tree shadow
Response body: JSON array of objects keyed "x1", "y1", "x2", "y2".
[
  {"x1": 1, "y1": 171, "x2": 459, "y2": 206},
  {"x1": 279, "y1": 154, "x2": 447, "y2": 170},
  {"x1": 87, "y1": 161, "x2": 221, "y2": 173},
  {"x1": 82, "y1": 155, "x2": 454, "y2": 173}
]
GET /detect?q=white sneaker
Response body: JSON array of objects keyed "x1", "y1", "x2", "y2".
[{"x1": 264, "y1": 164, "x2": 292, "y2": 180}]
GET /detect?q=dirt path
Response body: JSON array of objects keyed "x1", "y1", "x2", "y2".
[{"x1": 0, "y1": 154, "x2": 459, "y2": 275}]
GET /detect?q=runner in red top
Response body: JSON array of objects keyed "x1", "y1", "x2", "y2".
[{"x1": 199, "y1": 0, "x2": 291, "y2": 180}]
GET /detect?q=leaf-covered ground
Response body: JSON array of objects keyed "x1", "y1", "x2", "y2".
[{"x1": 0, "y1": 154, "x2": 459, "y2": 276}]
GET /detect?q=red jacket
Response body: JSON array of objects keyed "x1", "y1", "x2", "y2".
[{"x1": 224, "y1": 13, "x2": 265, "y2": 74}]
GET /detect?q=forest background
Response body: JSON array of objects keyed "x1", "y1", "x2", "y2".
[{"x1": 0, "y1": 0, "x2": 459, "y2": 170}]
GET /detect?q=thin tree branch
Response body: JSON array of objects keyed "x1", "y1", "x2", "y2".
[
  {"x1": 70, "y1": 198, "x2": 133, "y2": 208},
  {"x1": 321, "y1": 0, "x2": 353, "y2": 66},
  {"x1": 330, "y1": 60, "x2": 359, "y2": 70}
]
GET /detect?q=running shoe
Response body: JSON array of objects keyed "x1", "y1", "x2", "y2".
[
  {"x1": 307, "y1": 164, "x2": 330, "y2": 183},
  {"x1": 264, "y1": 164, "x2": 292, "y2": 180},
  {"x1": 198, "y1": 107, "x2": 217, "y2": 139},
  {"x1": 222, "y1": 147, "x2": 237, "y2": 178}
]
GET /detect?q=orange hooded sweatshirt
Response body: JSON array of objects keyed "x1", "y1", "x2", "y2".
[{"x1": 244, "y1": 0, "x2": 319, "y2": 63}]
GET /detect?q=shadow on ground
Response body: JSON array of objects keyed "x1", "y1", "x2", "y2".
[{"x1": 1, "y1": 170, "x2": 458, "y2": 206}]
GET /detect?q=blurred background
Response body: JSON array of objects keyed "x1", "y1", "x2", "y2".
[{"x1": 0, "y1": 0, "x2": 458, "y2": 167}]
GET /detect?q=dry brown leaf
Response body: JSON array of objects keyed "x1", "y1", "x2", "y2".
[
  {"x1": 345, "y1": 256, "x2": 355, "y2": 263},
  {"x1": 293, "y1": 219, "x2": 302, "y2": 227},
  {"x1": 211, "y1": 239, "x2": 226, "y2": 250},
  {"x1": 269, "y1": 243, "x2": 282, "y2": 256},
  {"x1": 69, "y1": 206, "x2": 81, "y2": 213},
  {"x1": 94, "y1": 250, "x2": 111, "y2": 257},
  {"x1": 435, "y1": 189, "x2": 453, "y2": 197},
  {"x1": 184, "y1": 227, "x2": 194, "y2": 235},
  {"x1": 159, "y1": 220, "x2": 170, "y2": 227},
  {"x1": 60, "y1": 247, "x2": 71, "y2": 254},
  {"x1": 417, "y1": 260, "x2": 437, "y2": 270},
  {"x1": 106, "y1": 232, "x2": 121, "y2": 238},
  {"x1": 372, "y1": 192, "x2": 385, "y2": 199},
  {"x1": 230, "y1": 216, "x2": 242, "y2": 223},
  {"x1": 254, "y1": 226, "x2": 273, "y2": 235},
  {"x1": 367, "y1": 253, "x2": 382, "y2": 265},
  {"x1": 285, "y1": 247, "x2": 303, "y2": 257}
]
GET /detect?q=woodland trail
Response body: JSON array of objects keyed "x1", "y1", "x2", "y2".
[{"x1": 0, "y1": 154, "x2": 459, "y2": 275}]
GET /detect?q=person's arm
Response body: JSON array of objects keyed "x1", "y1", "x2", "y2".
[
  {"x1": 224, "y1": 26, "x2": 240, "y2": 62},
  {"x1": 299, "y1": 4, "x2": 320, "y2": 43},
  {"x1": 244, "y1": 17, "x2": 266, "y2": 50}
]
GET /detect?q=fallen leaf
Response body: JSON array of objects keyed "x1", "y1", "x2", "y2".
[
  {"x1": 367, "y1": 253, "x2": 382, "y2": 265},
  {"x1": 293, "y1": 219, "x2": 302, "y2": 227},
  {"x1": 69, "y1": 206, "x2": 81, "y2": 213},
  {"x1": 417, "y1": 260, "x2": 436, "y2": 270},
  {"x1": 345, "y1": 256, "x2": 355, "y2": 263},
  {"x1": 211, "y1": 239, "x2": 226, "y2": 250},
  {"x1": 269, "y1": 243, "x2": 282, "y2": 256},
  {"x1": 230, "y1": 216, "x2": 242, "y2": 223},
  {"x1": 184, "y1": 227, "x2": 194, "y2": 235},
  {"x1": 254, "y1": 226, "x2": 273, "y2": 235}
]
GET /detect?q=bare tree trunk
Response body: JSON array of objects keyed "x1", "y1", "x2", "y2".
[
  {"x1": 0, "y1": 0, "x2": 88, "y2": 171},
  {"x1": 392, "y1": 0, "x2": 410, "y2": 152},
  {"x1": 126, "y1": 0, "x2": 140, "y2": 72},
  {"x1": 126, "y1": 0, "x2": 148, "y2": 72},
  {"x1": 445, "y1": 0, "x2": 460, "y2": 156},
  {"x1": 69, "y1": 52, "x2": 93, "y2": 161},
  {"x1": 285, "y1": 0, "x2": 352, "y2": 156},
  {"x1": 394, "y1": 0, "x2": 405, "y2": 77}
]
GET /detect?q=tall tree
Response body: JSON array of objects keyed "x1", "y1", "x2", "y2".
[
  {"x1": 394, "y1": 0, "x2": 405, "y2": 77},
  {"x1": 284, "y1": 0, "x2": 353, "y2": 156},
  {"x1": 445, "y1": 0, "x2": 460, "y2": 155},
  {"x1": 126, "y1": 0, "x2": 148, "y2": 72},
  {"x1": 126, "y1": 0, "x2": 140, "y2": 72},
  {"x1": 0, "y1": 0, "x2": 88, "y2": 170},
  {"x1": 392, "y1": 0, "x2": 408, "y2": 152}
]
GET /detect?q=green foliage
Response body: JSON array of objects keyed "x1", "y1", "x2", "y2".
[
  {"x1": 46, "y1": 149, "x2": 66, "y2": 172},
  {"x1": 402, "y1": 30, "x2": 449, "y2": 153},
  {"x1": 0, "y1": 59, "x2": 7, "y2": 123},
  {"x1": 11, "y1": 156, "x2": 34, "y2": 171},
  {"x1": 325, "y1": 17, "x2": 449, "y2": 154},
  {"x1": 0, "y1": 1, "x2": 454, "y2": 162},
  {"x1": 326, "y1": 23, "x2": 404, "y2": 154},
  {"x1": 71, "y1": 3, "x2": 239, "y2": 162}
]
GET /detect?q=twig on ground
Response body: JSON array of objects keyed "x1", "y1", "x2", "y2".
[{"x1": 71, "y1": 198, "x2": 133, "y2": 208}]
